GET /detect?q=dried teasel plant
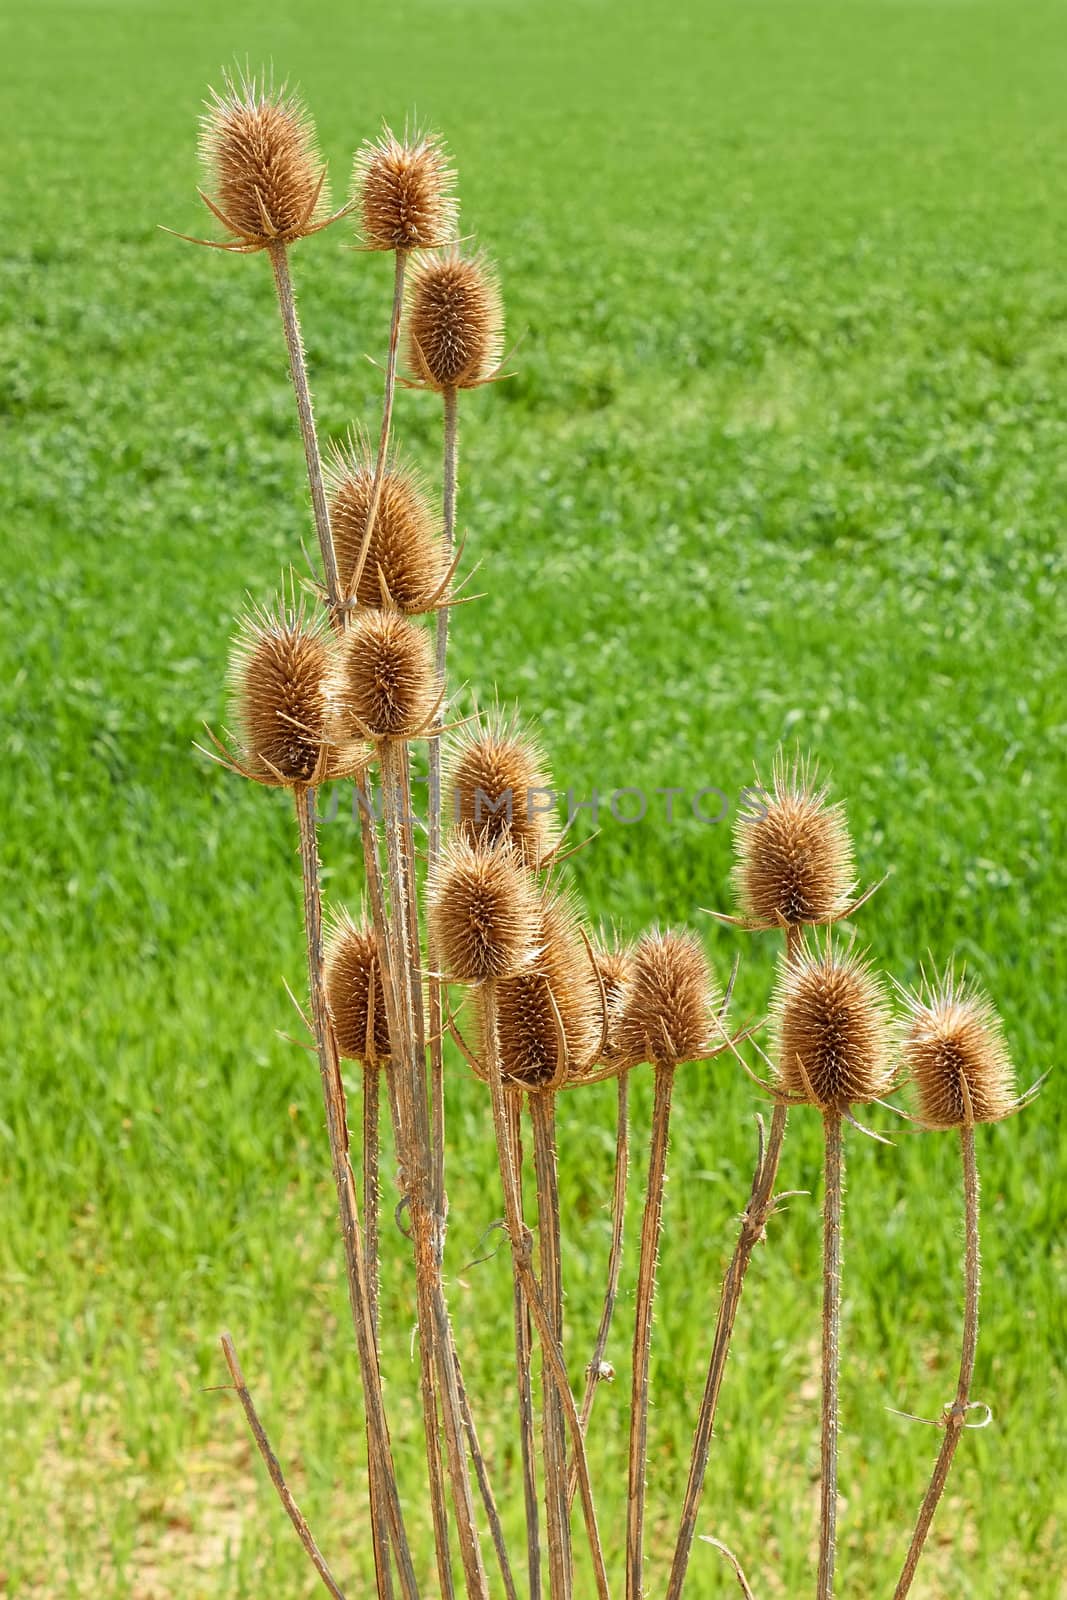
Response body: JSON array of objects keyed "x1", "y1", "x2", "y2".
[{"x1": 171, "y1": 66, "x2": 1035, "y2": 1600}]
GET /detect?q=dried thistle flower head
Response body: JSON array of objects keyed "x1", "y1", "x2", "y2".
[
  {"x1": 771, "y1": 938, "x2": 893, "y2": 1110},
  {"x1": 900, "y1": 969, "x2": 1017, "y2": 1129},
  {"x1": 352, "y1": 124, "x2": 458, "y2": 252},
  {"x1": 228, "y1": 601, "x2": 344, "y2": 785},
  {"x1": 199, "y1": 72, "x2": 329, "y2": 248},
  {"x1": 324, "y1": 912, "x2": 391, "y2": 1064},
  {"x1": 733, "y1": 752, "x2": 856, "y2": 928},
  {"x1": 336, "y1": 610, "x2": 438, "y2": 739},
  {"x1": 494, "y1": 896, "x2": 600, "y2": 1088},
  {"x1": 448, "y1": 715, "x2": 559, "y2": 865},
  {"x1": 406, "y1": 249, "x2": 504, "y2": 391},
  {"x1": 617, "y1": 930, "x2": 714, "y2": 1069},
  {"x1": 326, "y1": 440, "x2": 446, "y2": 610},
  {"x1": 592, "y1": 936, "x2": 633, "y2": 1065},
  {"x1": 428, "y1": 837, "x2": 539, "y2": 983}
]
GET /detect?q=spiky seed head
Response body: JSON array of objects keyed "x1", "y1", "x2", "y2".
[
  {"x1": 324, "y1": 912, "x2": 391, "y2": 1064},
  {"x1": 733, "y1": 752, "x2": 856, "y2": 928},
  {"x1": 900, "y1": 969, "x2": 1016, "y2": 1129},
  {"x1": 494, "y1": 896, "x2": 601, "y2": 1088},
  {"x1": 591, "y1": 938, "x2": 633, "y2": 1065},
  {"x1": 228, "y1": 602, "x2": 337, "y2": 785},
  {"x1": 336, "y1": 610, "x2": 438, "y2": 740},
  {"x1": 406, "y1": 249, "x2": 504, "y2": 391},
  {"x1": 771, "y1": 939, "x2": 893, "y2": 1110},
  {"x1": 199, "y1": 72, "x2": 328, "y2": 247},
  {"x1": 428, "y1": 837, "x2": 539, "y2": 983},
  {"x1": 352, "y1": 125, "x2": 458, "y2": 252},
  {"x1": 448, "y1": 716, "x2": 559, "y2": 864},
  {"x1": 325, "y1": 441, "x2": 446, "y2": 611},
  {"x1": 617, "y1": 930, "x2": 714, "y2": 1069}
]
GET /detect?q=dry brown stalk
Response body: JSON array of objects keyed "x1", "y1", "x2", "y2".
[
  {"x1": 817, "y1": 1109, "x2": 843, "y2": 1600},
  {"x1": 506, "y1": 1093, "x2": 543, "y2": 1600},
  {"x1": 530, "y1": 1091, "x2": 573, "y2": 1600},
  {"x1": 626, "y1": 1060, "x2": 675, "y2": 1600},
  {"x1": 481, "y1": 980, "x2": 612, "y2": 1600},
  {"x1": 893, "y1": 1123, "x2": 981, "y2": 1597},
  {"x1": 292, "y1": 786, "x2": 418, "y2": 1597},
  {"x1": 220, "y1": 1331, "x2": 348, "y2": 1600},
  {"x1": 349, "y1": 250, "x2": 408, "y2": 604}
]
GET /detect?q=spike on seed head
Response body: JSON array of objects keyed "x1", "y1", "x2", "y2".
[
  {"x1": 771, "y1": 937, "x2": 893, "y2": 1110},
  {"x1": 406, "y1": 249, "x2": 504, "y2": 391},
  {"x1": 325, "y1": 439, "x2": 446, "y2": 611},
  {"x1": 494, "y1": 895, "x2": 601, "y2": 1088},
  {"x1": 199, "y1": 71, "x2": 329, "y2": 248},
  {"x1": 324, "y1": 911, "x2": 392, "y2": 1064},
  {"x1": 352, "y1": 123, "x2": 458, "y2": 252},
  {"x1": 228, "y1": 601, "x2": 340, "y2": 785},
  {"x1": 336, "y1": 610, "x2": 438, "y2": 740},
  {"x1": 617, "y1": 930, "x2": 714, "y2": 1069},
  {"x1": 448, "y1": 713, "x2": 559, "y2": 865},
  {"x1": 428, "y1": 837, "x2": 539, "y2": 983},
  {"x1": 733, "y1": 751, "x2": 856, "y2": 928},
  {"x1": 901, "y1": 968, "x2": 1016, "y2": 1129}
]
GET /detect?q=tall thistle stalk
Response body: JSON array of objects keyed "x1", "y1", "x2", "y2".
[{"x1": 892, "y1": 971, "x2": 1023, "y2": 1599}]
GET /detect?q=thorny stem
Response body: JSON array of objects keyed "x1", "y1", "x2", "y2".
[
  {"x1": 350, "y1": 249, "x2": 408, "y2": 602},
  {"x1": 363, "y1": 1060, "x2": 395, "y2": 1600},
  {"x1": 482, "y1": 982, "x2": 613, "y2": 1600},
  {"x1": 892, "y1": 1125, "x2": 982, "y2": 1599},
  {"x1": 451, "y1": 1331, "x2": 521, "y2": 1600},
  {"x1": 292, "y1": 787, "x2": 418, "y2": 1599},
  {"x1": 818, "y1": 1111, "x2": 844, "y2": 1600},
  {"x1": 268, "y1": 244, "x2": 340, "y2": 613},
  {"x1": 626, "y1": 1063, "x2": 676, "y2": 1600},
  {"x1": 428, "y1": 384, "x2": 460, "y2": 1230},
  {"x1": 665, "y1": 1101, "x2": 788, "y2": 1599},
  {"x1": 507, "y1": 1095, "x2": 543, "y2": 1600},
  {"x1": 380, "y1": 742, "x2": 489, "y2": 1600},
  {"x1": 570, "y1": 1071, "x2": 630, "y2": 1511},
  {"x1": 530, "y1": 1092, "x2": 573, "y2": 1600},
  {"x1": 220, "y1": 1333, "x2": 348, "y2": 1600}
]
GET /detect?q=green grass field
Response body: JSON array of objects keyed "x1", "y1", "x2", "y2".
[{"x1": 2, "y1": 0, "x2": 1065, "y2": 1594}]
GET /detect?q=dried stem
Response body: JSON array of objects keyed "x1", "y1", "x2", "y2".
[
  {"x1": 482, "y1": 982, "x2": 612, "y2": 1600},
  {"x1": 665, "y1": 1102, "x2": 788, "y2": 1598},
  {"x1": 220, "y1": 1332, "x2": 348, "y2": 1600},
  {"x1": 818, "y1": 1110, "x2": 844, "y2": 1600},
  {"x1": 292, "y1": 787, "x2": 418, "y2": 1598},
  {"x1": 626, "y1": 1062, "x2": 675, "y2": 1600},
  {"x1": 350, "y1": 249, "x2": 408, "y2": 602},
  {"x1": 570, "y1": 1071, "x2": 630, "y2": 1511},
  {"x1": 268, "y1": 243, "x2": 340, "y2": 612},
  {"x1": 450, "y1": 1330, "x2": 521, "y2": 1600},
  {"x1": 428, "y1": 384, "x2": 459, "y2": 1227},
  {"x1": 892, "y1": 1124, "x2": 982, "y2": 1599},
  {"x1": 530, "y1": 1091, "x2": 573, "y2": 1600},
  {"x1": 380, "y1": 741, "x2": 489, "y2": 1600},
  {"x1": 507, "y1": 1094, "x2": 543, "y2": 1600},
  {"x1": 363, "y1": 1060, "x2": 395, "y2": 1600}
]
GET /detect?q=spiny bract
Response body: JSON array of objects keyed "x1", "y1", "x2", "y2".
[
  {"x1": 199, "y1": 72, "x2": 328, "y2": 247},
  {"x1": 448, "y1": 715, "x2": 559, "y2": 865},
  {"x1": 733, "y1": 752, "x2": 856, "y2": 928},
  {"x1": 326, "y1": 440, "x2": 446, "y2": 611},
  {"x1": 407, "y1": 249, "x2": 504, "y2": 391},
  {"x1": 428, "y1": 837, "x2": 539, "y2": 983},
  {"x1": 336, "y1": 610, "x2": 438, "y2": 739},
  {"x1": 617, "y1": 930, "x2": 714, "y2": 1069},
  {"x1": 228, "y1": 602, "x2": 338, "y2": 785},
  {"x1": 324, "y1": 912, "x2": 392, "y2": 1064},
  {"x1": 352, "y1": 125, "x2": 458, "y2": 252},
  {"x1": 900, "y1": 969, "x2": 1017, "y2": 1129},
  {"x1": 494, "y1": 896, "x2": 600, "y2": 1088},
  {"x1": 771, "y1": 939, "x2": 893, "y2": 1110}
]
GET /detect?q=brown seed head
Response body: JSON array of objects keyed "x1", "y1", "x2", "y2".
[
  {"x1": 199, "y1": 72, "x2": 328, "y2": 247},
  {"x1": 428, "y1": 837, "x2": 539, "y2": 983},
  {"x1": 336, "y1": 610, "x2": 438, "y2": 739},
  {"x1": 324, "y1": 912, "x2": 392, "y2": 1064},
  {"x1": 448, "y1": 715, "x2": 559, "y2": 865},
  {"x1": 771, "y1": 939, "x2": 893, "y2": 1110},
  {"x1": 591, "y1": 937, "x2": 633, "y2": 1066},
  {"x1": 228, "y1": 602, "x2": 337, "y2": 785},
  {"x1": 352, "y1": 124, "x2": 458, "y2": 252},
  {"x1": 325, "y1": 440, "x2": 446, "y2": 610},
  {"x1": 733, "y1": 752, "x2": 856, "y2": 928},
  {"x1": 406, "y1": 249, "x2": 504, "y2": 391},
  {"x1": 900, "y1": 969, "x2": 1016, "y2": 1129},
  {"x1": 494, "y1": 896, "x2": 601, "y2": 1088},
  {"x1": 617, "y1": 930, "x2": 714, "y2": 1069}
]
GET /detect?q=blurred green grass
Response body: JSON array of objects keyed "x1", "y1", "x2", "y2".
[{"x1": 1, "y1": 0, "x2": 1064, "y2": 1594}]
